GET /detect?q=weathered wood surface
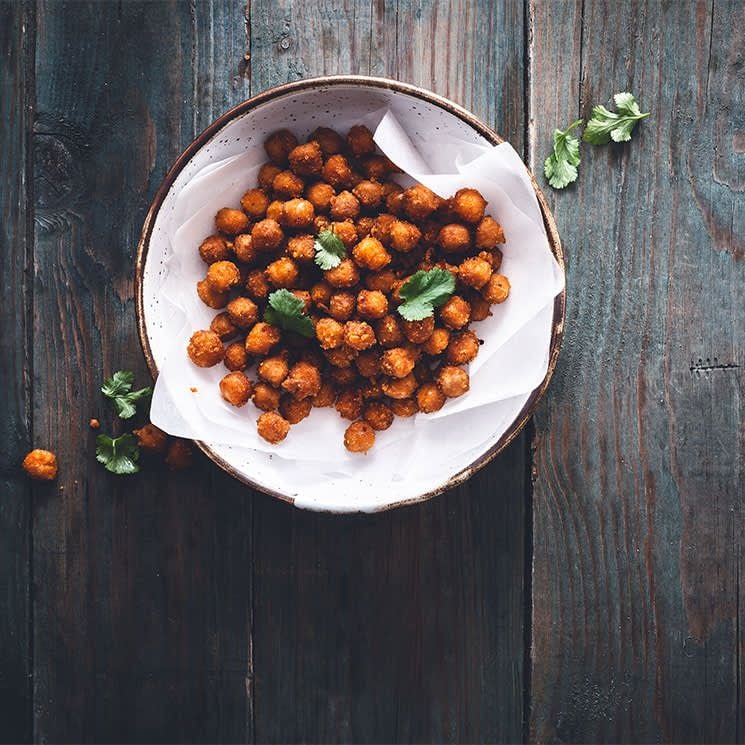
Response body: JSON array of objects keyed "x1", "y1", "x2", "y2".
[{"x1": 528, "y1": 0, "x2": 745, "y2": 742}]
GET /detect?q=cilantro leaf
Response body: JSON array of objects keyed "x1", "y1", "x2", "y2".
[
  {"x1": 544, "y1": 118, "x2": 582, "y2": 189},
  {"x1": 583, "y1": 92, "x2": 649, "y2": 145},
  {"x1": 264, "y1": 289, "x2": 314, "y2": 337},
  {"x1": 397, "y1": 268, "x2": 456, "y2": 322},
  {"x1": 314, "y1": 229, "x2": 346, "y2": 270},
  {"x1": 102, "y1": 370, "x2": 134, "y2": 398},
  {"x1": 102, "y1": 370, "x2": 152, "y2": 420},
  {"x1": 96, "y1": 433, "x2": 140, "y2": 475},
  {"x1": 112, "y1": 388, "x2": 152, "y2": 419}
]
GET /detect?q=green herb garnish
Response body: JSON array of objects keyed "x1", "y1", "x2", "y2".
[
  {"x1": 583, "y1": 92, "x2": 650, "y2": 145},
  {"x1": 314, "y1": 229, "x2": 346, "y2": 270},
  {"x1": 397, "y1": 268, "x2": 456, "y2": 322},
  {"x1": 96, "y1": 433, "x2": 140, "y2": 475},
  {"x1": 544, "y1": 118, "x2": 582, "y2": 190},
  {"x1": 101, "y1": 370, "x2": 152, "y2": 419},
  {"x1": 264, "y1": 289, "x2": 314, "y2": 337}
]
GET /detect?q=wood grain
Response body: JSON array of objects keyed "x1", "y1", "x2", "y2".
[
  {"x1": 0, "y1": 2, "x2": 34, "y2": 742},
  {"x1": 528, "y1": 0, "x2": 745, "y2": 741}
]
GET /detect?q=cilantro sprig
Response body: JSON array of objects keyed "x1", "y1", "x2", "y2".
[
  {"x1": 264, "y1": 289, "x2": 314, "y2": 337},
  {"x1": 397, "y1": 268, "x2": 456, "y2": 322},
  {"x1": 314, "y1": 229, "x2": 346, "y2": 270},
  {"x1": 544, "y1": 119, "x2": 582, "y2": 189},
  {"x1": 96, "y1": 433, "x2": 140, "y2": 475},
  {"x1": 102, "y1": 370, "x2": 152, "y2": 419},
  {"x1": 583, "y1": 92, "x2": 650, "y2": 145}
]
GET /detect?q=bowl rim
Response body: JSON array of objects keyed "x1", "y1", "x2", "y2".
[{"x1": 135, "y1": 74, "x2": 565, "y2": 513}]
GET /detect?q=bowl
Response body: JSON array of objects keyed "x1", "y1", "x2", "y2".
[{"x1": 136, "y1": 75, "x2": 564, "y2": 512}]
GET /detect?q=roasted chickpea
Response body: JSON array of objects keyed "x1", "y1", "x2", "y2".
[
  {"x1": 421, "y1": 327, "x2": 450, "y2": 356},
  {"x1": 331, "y1": 220, "x2": 358, "y2": 249},
  {"x1": 266, "y1": 200, "x2": 285, "y2": 222},
  {"x1": 446, "y1": 330, "x2": 480, "y2": 365},
  {"x1": 225, "y1": 297, "x2": 259, "y2": 329},
  {"x1": 474, "y1": 215, "x2": 505, "y2": 249},
  {"x1": 356, "y1": 289, "x2": 388, "y2": 320},
  {"x1": 314, "y1": 214, "x2": 331, "y2": 234},
  {"x1": 22, "y1": 449, "x2": 58, "y2": 480},
  {"x1": 437, "y1": 365, "x2": 469, "y2": 397},
  {"x1": 321, "y1": 154, "x2": 354, "y2": 188},
  {"x1": 362, "y1": 155, "x2": 398, "y2": 181},
  {"x1": 371, "y1": 213, "x2": 397, "y2": 245},
  {"x1": 310, "y1": 126, "x2": 345, "y2": 155},
  {"x1": 187, "y1": 329, "x2": 224, "y2": 367},
  {"x1": 417, "y1": 382, "x2": 446, "y2": 413},
  {"x1": 491, "y1": 247, "x2": 503, "y2": 270},
  {"x1": 233, "y1": 234, "x2": 257, "y2": 263},
  {"x1": 469, "y1": 293, "x2": 492, "y2": 321},
  {"x1": 336, "y1": 387, "x2": 364, "y2": 420},
  {"x1": 330, "y1": 366, "x2": 358, "y2": 386},
  {"x1": 272, "y1": 170, "x2": 305, "y2": 199},
  {"x1": 290, "y1": 289, "x2": 312, "y2": 312},
  {"x1": 482, "y1": 273, "x2": 511, "y2": 304},
  {"x1": 381, "y1": 373, "x2": 417, "y2": 399},
  {"x1": 253, "y1": 382, "x2": 281, "y2": 411},
  {"x1": 240, "y1": 188, "x2": 270, "y2": 220},
  {"x1": 355, "y1": 215, "x2": 376, "y2": 238},
  {"x1": 257, "y1": 411, "x2": 290, "y2": 443},
  {"x1": 315, "y1": 317, "x2": 345, "y2": 349},
  {"x1": 206, "y1": 260, "x2": 240, "y2": 293},
  {"x1": 282, "y1": 361, "x2": 321, "y2": 400},
  {"x1": 288, "y1": 140, "x2": 323, "y2": 176},
  {"x1": 251, "y1": 219, "x2": 284, "y2": 252},
  {"x1": 359, "y1": 378, "x2": 383, "y2": 400},
  {"x1": 365, "y1": 269, "x2": 397, "y2": 293},
  {"x1": 210, "y1": 311, "x2": 238, "y2": 340},
  {"x1": 452, "y1": 187, "x2": 487, "y2": 223},
  {"x1": 325, "y1": 345, "x2": 358, "y2": 368},
  {"x1": 403, "y1": 184, "x2": 442, "y2": 221},
  {"x1": 224, "y1": 341, "x2": 248, "y2": 371},
  {"x1": 328, "y1": 291, "x2": 356, "y2": 321},
  {"x1": 165, "y1": 440, "x2": 193, "y2": 470},
  {"x1": 199, "y1": 235, "x2": 232, "y2": 264},
  {"x1": 245, "y1": 322, "x2": 281, "y2": 356},
  {"x1": 352, "y1": 236, "x2": 391, "y2": 270},
  {"x1": 389, "y1": 220, "x2": 421, "y2": 253},
  {"x1": 384, "y1": 183, "x2": 406, "y2": 216},
  {"x1": 255, "y1": 354, "x2": 287, "y2": 387},
  {"x1": 401, "y1": 316, "x2": 435, "y2": 344},
  {"x1": 264, "y1": 129, "x2": 298, "y2": 165},
  {"x1": 245, "y1": 269, "x2": 270, "y2": 301},
  {"x1": 345, "y1": 124, "x2": 374, "y2": 156},
  {"x1": 438, "y1": 223, "x2": 471, "y2": 253},
  {"x1": 310, "y1": 281, "x2": 333, "y2": 309},
  {"x1": 458, "y1": 256, "x2": 492, "y2": 289},
  {"x1": 439, "y1": 295, "x2": 471, "y2": 329},
  {"x1": 133, "y1": 423, "x2": 168, "y2": 454},
  {"x1": 389, "y1": 398, "x2": 418, "y2": 417},
  {"x1": 312, "y1": 380, "x2": 337, "y2": 407},
  {"x1": 286, "y1": 234, "x2": 316, "y2": 263},
  {"x1": 325, "y1": 258, "x2": 360, "y2": 288},
  {"x1": 219, "y1": 371, "x2": 253, "y2": 407},
  {"x1": 215, "y1": 207, "x2": 250, "y2": 235},
  {"x1": 375, "y1": 314, "x2": 404, "y2": 347},
  {"x1": 280, "y1": 395, "x2": 313, "y2": 424},
  {"x1": 344, "y1": 420, "x2": 375, "y2": 453},
  {"x1": 265, "y1": 257, "x2": 299, "y2": 288},
  {"x1": 363, "y1": 401, "x2": 394, "y2": 431},
  {"x1": 306, "y1": 181, "x2": 335, "y2": 213},
  {"x1": 355, "y1": 349, "x2": 381, "y2": 378},
  {"x1": 282, "y1": 198, "x2": 315, "y2": 229},
  {"x1": 258, "y1": 162, "x2": 283, "y2": 191},
  {"x1": 352, "y1": 179, "x2": 384, "y2": 210},
  {"x1": 344, "y1": 321, "x2": 376, "y2": 351},
  {"x1": 380, "y1": 346, "x2": 417, "y2": 379},
  {"x1": 330, "y1": 190, "x2": 361, "y2": 221}
]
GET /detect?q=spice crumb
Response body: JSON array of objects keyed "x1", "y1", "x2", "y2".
[
  {"x1": 89, "y1": 418, "x2": 100, "y2": 429},
  {"x1": 190, "y1": 387, "x2": 198, "y2": 393}
]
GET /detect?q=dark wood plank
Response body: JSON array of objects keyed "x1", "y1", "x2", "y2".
[
  {"x1": 528, "y1": 0, "x2": 745, "y2": 741},
  {"x1": 248, "y1": 1, "x2": 528, "y2": 742},
  {"x1": 0, "y1": 2, "x2": 34, "y2": 742},
  {"x1": 32, "y1": 2, "x2": 254, "y2": 741}
]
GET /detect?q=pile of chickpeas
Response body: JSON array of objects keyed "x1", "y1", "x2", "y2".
[{"x1": 186, "y1": 124, "x2": 510, "y2": 453}]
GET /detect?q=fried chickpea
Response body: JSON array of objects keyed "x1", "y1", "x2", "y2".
[
  {"x1": 343, "y1": 321, "x2": 376, "y2": 351},
  {"x1": 381, "y1": 373, "x2": 417, "y2": 399},
  {"x1": 371, "y1": 213, "x2": 397, "y2": 245},
  {"x1": 282, "y1": 198, "x2": 315, "y2": 229},
  {"x1": 458, "y1": 256, "x2": 492, "y2": 289},
  {"x1": 360, "y1": 378, "x2": 383, "y2": 400},
  {"x1": 401, "y1": 316, "x2": 435, "y2": 344},
  {"x1": 469, "y1": 293, "x2": 492, "y2": 321},
  {"x1": 355, "y1": 215, "x2": 375, "y2": 237},
  {"x1": 310, "y1": 281, "x2": 333, "y2": 309},
  {"x1": 226, "y1": 297, "x2": 259, "y2": 328},
  {"x1": 482, "y1": 273, "x2": 511, "y2": 304},
  {"x1": 346, "y1": 124, "x2": 376, "y2": 156},
  {"x1": 310, "y1": 126, "x2": 345, "y2": 155},
  {"x1": 325, "y1": 258, "x2": 360, "y2": 289},
  {"x1": 474, "y1": 215, "x2": 505, "y2": 249},
  {"x1": 329, "y1": 190, "x2": 361, "y2": 221},
  {"x1": 257, "y1": 354, "x2": 289, "y2": 386},
  {"x1": 365, "y1": 270, "x2": 396, "y2": 293},
  {"x1": 199, "y1": 235, "x2": 232, "y2": 264},
  {"x1": 389, "y1": 398, "x2": 418, "y2": 417},
  {"x1": 290, "y1": 289, "x2": 312, "y2": 312},
  {"x1": 266, "y1": 200, "x2": 285, "y2": 222},
  {"x1": 280, "y1": 395, "x2": 313, "y2": 424},
  {"x1": 224, "y1": 341, "x2": 248, "y2": 371},
  {"x1": 452, "y1": 187, "x2": 487, "y2": 223},
  {"x1": 240, "y1": 188, "x2": 270, "y2": 220},
  {"x1": 437, "y1": 365, "x2": 470, "y2": 398},
  {"x1": 232, "y1": 234, "x2": 256, "y2": 263},
  {"x1": 413, "y1": 360, "x2": 433, "y2": 384},
  {"x1": 439, "y1": 295, "x2": 471, "y2": 330},
  {"x1": 133, "y1": 423, "x2": 168, "y2": 454},
  {"x1": 219, "y1": 371, "x2": 253, "y2": 407},
  {"x1": 312, "y1": 381, "x2": 337, "y2": 407},
  {"x1": 306, "y1": 181, "x2": 335, "y2": 213},
  {"x1": 352, "y1": 179, "x2": 384, "y2": 210},
  {"x1": 272, "y1": 169, "x2": 305, "y2": 199},
  {"x1": 264, "y1": 129, "x2": 298, "y2": 165},
  {"x1": 417, "y1": 382, "x2": 446, "y2": 413},
  {"x1": 215, "y1": 207, "x2": 250, "y2": 235},
  {"x1": 438, "y1": 223, "x2": 471, "y2": 253},
  {"x1": 321, "y1": 154, "x2": 354, "y2": 188},
  {"x1": 245, "y1": 322, "x2": 281, "y2": 356},
  {"x1": 315, "y1": 317, "x2": 345, "y2": 350},
  {"x1": 446, "y1": 330, "x2": 480, "y2": 365},
  {"x1": 258, "y1": 162, "x2": 282, "y2": 191},
  {"x1": 286, "y1": 234, "x2": 316, "y2": 263},
  {"x1": 281, "y1": 361, "x2": 321, "y2": 400},
  {"x1": 385, "y1": 183, "x2": 406, "y2": 216},
  {"x1": 381, "y1": 347, "x2": 417, "y2": 378},
  {"x1": 265, "y1": 257, "x2": 299, "y2": 288},
  {"x1": 165, "y1": 440, "x2": 193, "y2": 470},
  {"x1": 328, "y1": 291, "x2": 356, "y2": 321},
  {"x1": 210, "y1": 311, "x2": 238, "y2": 340},
  {"x1": 253, "y1": 382, "x2": 281, "y2": 411},
  {"x1": 330, "y1": 220, "x2": 358, "y2": 249},
  {"x1": 336, "y1": 387, "x2": 364, "y2": 420},
  {"x1": 422, "y1": 327, "x2": 450, "y2": 356},
  {"x1": 245, "y1": 269, "x2": 270, "y2": 301},
  {"x1": 22, "y1": 449, "x2": 58, "y2": 480},
  {"x1": 491, "y1": 247, "x2": 503, "y2": 270},
  {"x1": 403, "y1": 184, "x2": 442, "y2": 221},
  {"x1": 288, "y1": 140, "x2": 323, "y2": 176},
  {"x1": 355, "y1": 349, "x2": 381, "y2": 378},
  {"x1": 344, "y1": 420, "x2": 375, "y2": 453},
  {"x1": 251, "y1": 218, "x2": 284, "y2": 251},
  {"x1": 314, "y1": 214, "x2": 331, "y2": 233},
  {"x1": 187, "y1": 329, "x2": 224, "y2": 367},
  {"x1": 352, "y1": 236, "x2": 391, "y2": 271},
  {"x1": 375, "y1": 314, "x2": 404, "y2": 347},
  {"x1": 325, "y1": 345, "x2": 358, "y2": 368},
  {"x1": 363, "y1": 401, "x2": 394, "y2": 431},
  {"x1": 206, "y1": 260, "x2": 240, "y2": 293},
  {"x1": 330, "y1": 366, "x2": 357, "y2": 386},
  {"x1": 356, "y1": 289, "x2": 388, "y2": 320},
  {"x1": 389, "y1": 220, "x2": 421, "y2": 253},
  {"x1": 362, "y1": 155, "x2": 397, "y2": 181},
  {"x1": 257, "y1": 411, "x2": 290, "y2": 443}
]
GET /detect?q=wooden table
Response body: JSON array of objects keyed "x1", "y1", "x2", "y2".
[{"x1": 2, "y1": 1, "x2": 743, "y2": 742}]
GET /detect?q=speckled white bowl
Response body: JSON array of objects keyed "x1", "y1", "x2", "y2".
[{"x1": 136, "y1": 75, "x2": 564, "y2": 512}]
